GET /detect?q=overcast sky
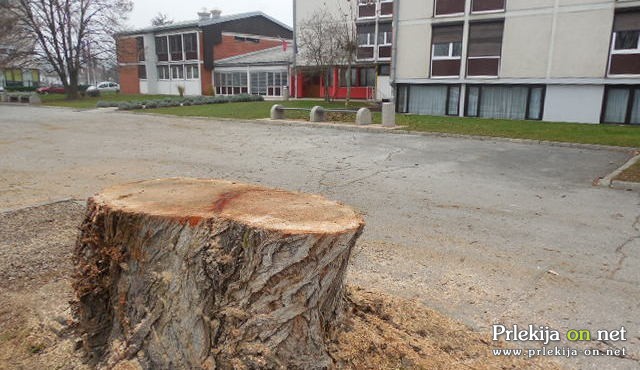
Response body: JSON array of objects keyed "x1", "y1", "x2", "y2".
[{"x1": 127, "y1": 0, "x2": 294, "y2": 29}]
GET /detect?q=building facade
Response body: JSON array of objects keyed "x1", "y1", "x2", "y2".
[
  {"x1": 394, "y1": 0, "x2": 640, "y2": 124},
  {"x1": 293, "y1": 0, "x2": 395, "y2": 101},
  {"x1": 117, "y1": 11, "x2": 293, "y2": 97}
]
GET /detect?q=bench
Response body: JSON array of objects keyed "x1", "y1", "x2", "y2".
[
  {"x1": 271, "y1": 104, "x2": 372, "y2": 125},
  {"x1": 1, "y1": 92, "x2": 41, "y2": 105}
]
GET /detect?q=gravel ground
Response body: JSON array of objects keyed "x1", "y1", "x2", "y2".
[
  {"x1": 1, "y1": 105, "x2": 639, "y2": 369},
  {"x1": 0, "y1": 201, "x2": 561, "y2": 369}
]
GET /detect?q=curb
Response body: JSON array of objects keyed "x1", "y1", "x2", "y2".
[
  {"x1": 129, "y1": 111, "x2": 638, "y2": 154},
  {"x1": 29, "y1": 105, "x2": 640, "y2": 153},
  {"x1": 597, "y1": 152, "x2": 640, "y2": 191}
]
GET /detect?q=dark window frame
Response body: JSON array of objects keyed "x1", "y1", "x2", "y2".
[
  {"x1": 136, "y1": 37, "x2": 145, "y2": 62},
  {"x1": 138, "y1": 64, "x2": 147, "y2": 80},
  {"x1": 471, "y1": 0, "x2": 506, "y2": 13},
  {"x1": 434, "y1": 0, "x2": 466, "y2": 17},
  {"x1": 601, "y1": 85, "x2": 640, "y2": 125},
  {"x1": 396, "y1": 84, "x2": 462, "y2": 116},
  {"x1": 155, "y1": 36, "x2": 168, "y2": 61},
  {"x1": 464, "y1": 84, "x2": 546, "y2": 120}
]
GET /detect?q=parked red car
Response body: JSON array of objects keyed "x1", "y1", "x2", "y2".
[{"x1": 36, "y1": 85, "x2": 66, "y2": 94}]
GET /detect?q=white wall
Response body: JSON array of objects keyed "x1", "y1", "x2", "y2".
[
  {"x1": 543, "y1": 85, "x2": 604, "y2": 124},
  {"x1": 155, "y1": 80, "x2": 201, "y2": 96}
]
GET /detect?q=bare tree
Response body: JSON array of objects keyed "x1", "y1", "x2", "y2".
[
  {"x1": 336, "y1": 0, "x2": 358, "y2": 106},
  {"x1": 297, "y1": 8, "x2": 347, "y2": 102},
  {"x1": 151, "y1": 12, "x2": 173, "y2": 27},
  {"x1": 0, "y1": 1, "x2": 35, "y2": 69},
  {"x1": 4, "y1": 0, "x2": 133, "y2": 99}
]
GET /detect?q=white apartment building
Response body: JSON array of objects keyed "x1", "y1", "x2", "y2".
[
  {"x1": 295, "y1": 0, "x2": 640, "y2": 124},
  {"x1": 394, "y1": 0, "x2": 640, "y2": 124}
]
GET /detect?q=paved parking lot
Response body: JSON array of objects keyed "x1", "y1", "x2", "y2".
[{"x1": 1, "y1": 105, "x2": 638, "y2": 369}]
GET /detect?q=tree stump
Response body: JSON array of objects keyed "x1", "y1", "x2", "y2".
[{"x1": 72, "y1": 178, "x2": 364, "y2": 369}]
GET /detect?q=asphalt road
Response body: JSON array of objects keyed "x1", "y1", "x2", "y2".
[{"x1": 1, "y1": 105, "x2": 638, "y2": 369}]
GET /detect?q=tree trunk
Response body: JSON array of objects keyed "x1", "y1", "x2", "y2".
[{"x1": 73, "y1": 178, "x2": 364, "y2": 369}]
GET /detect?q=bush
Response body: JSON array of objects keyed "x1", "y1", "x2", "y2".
[
  {"x1": 4, "y1": 86, "x2": 37, "y2": 92},
  {"x1": 86, "y1": 89, "x2": 100, "y2": 97}
]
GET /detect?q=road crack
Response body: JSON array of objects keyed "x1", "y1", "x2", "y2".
[{"x1": 609, "y1": 210, "x2": 640, "y2": 279}]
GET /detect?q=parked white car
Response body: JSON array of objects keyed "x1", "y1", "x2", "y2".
[{"x1": 87, "y1": 82, "x2": 120, "y2": 93}]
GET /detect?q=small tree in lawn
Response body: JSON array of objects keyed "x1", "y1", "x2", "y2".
[
  {"x1": 336, "y1": 0, "x2": 358, "y2": 106},
  {"x1": 297, "y1": 9, "x2": 346, "y2": 102},
  {"x1": 4, "y1": 0, "x2": 133, "y2": 99}
]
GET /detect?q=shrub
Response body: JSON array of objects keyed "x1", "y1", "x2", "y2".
[
  {"x1": 117, "y1": 102, "x2": 131, "y2": 110},
  {"x1": 86, "y1": 89, "x2": 100, "y2": 97}
]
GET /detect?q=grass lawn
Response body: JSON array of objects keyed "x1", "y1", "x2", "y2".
[
  {"x1": 615, "y1": 159, "x2": 640, "y2": 183},
  {"x1": 143, "y1": 100, "x2": 370, "y2": 120},
  {"x1": 41, "y1": 95, "x2": 640, "y2": 148},
  {"x1": 394, "y1": 114, "x2": 640, "y2": 148}
]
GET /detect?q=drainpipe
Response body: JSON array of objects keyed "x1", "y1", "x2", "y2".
[
  {"x1": 292, "y1": 0, "x2": 298, "y2": 98},
  {"x1": 390, "y1": 0, "x2": 400, "y2": 103}
]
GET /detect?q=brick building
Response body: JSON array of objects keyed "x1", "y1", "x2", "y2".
[{"x1": 117, "y1": 11, "x2": 293, "y2": 96}]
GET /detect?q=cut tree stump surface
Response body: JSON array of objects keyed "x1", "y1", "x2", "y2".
[
  {"x1": 96, "y1": 178, "x2": 363, "y2": 233},
  {"x1": 73, "y1": 178, "x2": 364, "y2": 370}
]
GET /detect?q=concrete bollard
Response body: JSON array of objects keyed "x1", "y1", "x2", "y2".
[
  {"x1": 310, "y1": 106, "x2": 325, "y2": 122},
  {"x1": 29, "y1": 94, "x2": 42, "y2": 105},
  {"x1": 270, "y1": 104, "x2": 284, "y2": 120},
  {"x1": 382, "y1": 102, "x2": 396, "y2": 127},
  {"x1": 355, "y1": 107, "x2": 372, "y2": 125},
  {"x1": 0, "y1": 93, "x2": 6, "y2": 103}
]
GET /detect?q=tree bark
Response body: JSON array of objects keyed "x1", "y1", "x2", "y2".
[{"x1": 73, "y1": 178, "x2": 364, "y2": 369}]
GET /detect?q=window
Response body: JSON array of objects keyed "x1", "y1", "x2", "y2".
[
  {"x1": 138, "y1": 65, "x2": 147, "y2": 80},
  {"x1": 169, "y1": 35, "x2": 183, "y2": 61},
  {"x1": 614, "y1": 31, "x2": 640, "y2": 50},
  {"x1": 432, "y1": 42, "x2": 462, "y2": 58},
  {"x1": 250, "y1": 71, "x2": 288, "y2": 96},
  {"x1": 215, "y1": 71, "x2": 248, "y2": 95},
  {"x1": 434, "y1": 0, "x2": 465, "y2": 16},
  {"x1": 185, "y1": 64, "x2": 199, "y2": 79},
  {"x1": 358, "y1": 0, "x2": 376, "y2": 18},
  {"x1": 136, "y1": 37, "x2": 145, "y2": 61},
  {"x1": 183, "y1": 33, "x2": 198, "y2": 60},
  {"x1": 379, "y1": 64, "x2": 391, "y2": 76},
  {"x1": 155, "y1": 37, "x2": 168, "y2": 61},
  {"x1": 465, "y1": 85, "x2": 545, "y2": 120},
  {"x1": 380, "y1": 0, "x2": 394, "y2": 16},
  {"x1": 472, "y1": 0, "x2": 505, "y2": 13},
  {"x1": 602, "y1": 86, "x2": 640, "y2": 124},
  {"x1": 157, "y1": 65, "x2": 170, "y2": 80},
  {"x1": 467, "y1": 21, "x2": 504, "y2": 77},
  {"x1": 610, "y1": 11, "x2": 640, "y2": 75},
  {"x1": 359, "y1": 67, "x2": 376, "y2": 87},
  {"x1": 357, "y1": 24, "x2": 375, "y2": 46},
  {"x1": 171, "y1": 65, "x2": 184, "y2": 79},
  {"x1": 405, "y1": 85, "x2": 461, "y2": 116},
  {"x1": 378, "y1": 23, "x2": 393, "y2": 45},
  {"x1": 431, "y1": 24, "x2": 463, "y2": 77},
  {"x1": 234, "y1": 36, "x2": 260, "y2": 43}
]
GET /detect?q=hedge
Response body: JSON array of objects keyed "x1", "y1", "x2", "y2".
[{"x1": 96, "y1": 94, "x2": 264, "y2": 111}]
